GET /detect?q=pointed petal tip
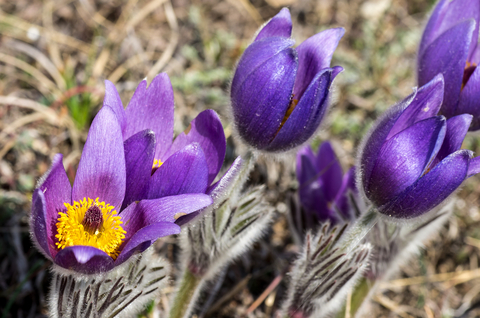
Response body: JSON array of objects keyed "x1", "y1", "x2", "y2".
[
  {"x1": 255, "y1": 8, "x2": 292, "y2": 41},
  {"x1": 468, "y1": 155, "x2": 480, "y2": 177},
  {"x1": 277, "y1": 7, "x2": 291, "y2": 18}
]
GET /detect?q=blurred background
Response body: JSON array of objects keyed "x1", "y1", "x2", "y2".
[{"x1": 2, "y1": 0, "x2": 480, "y2": 317}]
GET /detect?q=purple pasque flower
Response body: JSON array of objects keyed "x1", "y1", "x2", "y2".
[
  {"x1": 30, "y1": 106, "x2": 213, "y2": 274},
  {"x1": 359, "y1": 74, "x2": 480, "y2": 220},
  {"x1": 230, "y1": 8, "x2": 344, "y2": 152},
  {"x1": 418, "y1": 0, "x2": 480, "y2": 130},
  {"x1": 296, "y1": 142, "x2": 357, "y2": 226},
  {"x1": 102, "y1": 73, "x2": 226, "y2": 211}
]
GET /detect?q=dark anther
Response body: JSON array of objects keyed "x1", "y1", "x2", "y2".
[{"x1": 82, "y1": 205, "x2": 103, "y2": 235}]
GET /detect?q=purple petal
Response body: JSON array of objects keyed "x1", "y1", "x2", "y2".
[
  {"x1": 296, "y1": 146, "x2": 317, "y2": 186},
  {"x1": 468, "y1": 156, "x2": 480, "y2": 177},
  {"x1": 298, "y1": 178, "x2": 331, "y2": 220},
  {"x1": 266, "y1": 69, "x2": 333, "y2": 151},
  {"x1": 333, "y1": 167, "x2": 357, "y2": 220},
  {"x1": 297, "y1": 151, "x2": 320, "y2": 213},
  {"x1": 418, "y1": 20, "x2": 475, "y2": 118},
  {"x1": 115, "y1": 222, "x2": 180, "y2": 266},
  {"x1": 124, "y1": 73, "x2": 175, "y2": 160},
  {"x1": 470, "y1": 42, "x2": 480, "y2": 64},
  {"x1": 72, "y1": 106, "x2": 126, "y2": 211},
  {"x1": 419, "y1": 0, "x2": 479, "y2": 60},
  {"x1": 232, "y1": 41, "x2": 298, "y2": 150},
  {"x1": 458, "y1": 66, "x2": 480, "y2": 130},
  {"x1": 316, "y1": 142, "x2": 343, "y2": 202},
  {"x1": 37, "y1": 153, "x2": 72, "y2": 255},
  {"x1": 103, "y1": 80, "x2": 126, "y2": 134},
  {"x1": 367, "y1": 116, "x2": 446, "y2": 206},
  {"x1": 433, "y1": 114, "x2": 472, "y2": 166},
  {"x1": 163, "y1": 110, "x2": 226, "y2": 184},
  {"x1": 379, "y1": 150, "x2": 471, "y2": 219},
  {"x1": 255, "y1": 8, "x2": 292, "y2": 41},
  {"x1": 294, "y1": 28, "x2": 344, "y2": 99},
  {"x1": 54, "y1": 246, "x2": 114, "y2": 274},
  {"x1": 231, "y1": 37, "x2": 295, "y2": 99},
  {"x1": 387, "y1": 74, "x2": 444, "y2": 139},
  {"x1": 359, "y1": 91, "x2": 415, "y2": 193},
  {"x1": 31, "y1": 189, "x2": 52, "y2": 259},
  {"x1": 120, "y1": 193, "x2": 213, "y2": 241},
  {"x1": 122, "y1": 130, "x2": 156, "y2": 210},
  {"x1": 148, "y1": 143, "x2": 209, "y2": 199}
]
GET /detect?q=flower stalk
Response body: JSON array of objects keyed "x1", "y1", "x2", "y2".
[
  {"x1": 336, "y1": 207, "x2": 379, "y2": 254},
  {"x1": 168, "y1": 150, "x2": 274, "y2": 317},
  {"x1": 168, "y1": 268, "x2": 203, "y2": 318}
]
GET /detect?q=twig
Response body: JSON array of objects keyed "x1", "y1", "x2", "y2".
[{"x1": 246, "y1": 273, "x2": 284, "y2": 314}]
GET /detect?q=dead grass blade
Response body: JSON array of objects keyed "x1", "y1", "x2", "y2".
[
  {"x1": 7, "y1": 40, "x2": 66, "y2": 91},
  {"x1": 0, "y1": 52, "x2": 61, "y2": 97},
  {"x1": 0, "y1": 9, "x2": 91, "y2": 54},
  {"x1": 42, "y1": 0, "x2": 64, "y2": 72},
  {"x1": 146, "y1": 0, "x2": 178, "y2": 81},
  {"x1": 0, "y1": 96, "x2": 80, "y2": 151}
]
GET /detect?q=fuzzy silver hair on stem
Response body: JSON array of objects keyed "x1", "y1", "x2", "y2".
[
  {"x1": 281, "y1": 223, "x2": 372, "y2": 318},
  {"x1": 48, "y1": 247, "x2": 169, "y2": 318},
  {"x1": 170, "y1": 185, "x2": 274, "y2": 318},
  {"x1": 183, "y1": 185, "x2": 273, "y2": 279},
  {"x1": 170, "y1": 186, "x2": 273, "y2": 318},
  {"x1": 367, "y1": 202, "x2": 453, "y2": 280},
  {"x1": 169, "y1": 152, "x2": 274, "y2": 318}
]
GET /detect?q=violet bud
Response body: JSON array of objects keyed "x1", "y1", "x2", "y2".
[
  {"x1": 230, "y1": 8, "x2": 344, "y2": 152},
  {"x1": 358, "y1": 74, "x2": 480, "y2": 220},
  {"x1": 418, "y1": 0, "x2": 480, "y2": 130},
  {"x1": 296, "y1": 142, "x2": 358, "y2": 228}
]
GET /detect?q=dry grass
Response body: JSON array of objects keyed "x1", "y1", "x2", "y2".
[{"x1": 1, "y1": 0, "x2": 480, "y2": 317}]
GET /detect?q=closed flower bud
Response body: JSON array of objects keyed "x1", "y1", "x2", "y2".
[
  {"x1": 230, "y1": 8, "x2": 344, "y2": 152},
  {"x1": 418, "y1": 0, "x2": 480, "y2": 130},
  {"x1": 359, "y1": 74, "x2": 480, "y2": 219}
]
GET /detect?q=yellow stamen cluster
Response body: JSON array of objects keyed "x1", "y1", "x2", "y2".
[
  {"x1": 55, "y1": 198, "x2": 126, "y2": 259},
  {"x1": 152, "y1": 159, "x2": 164, "y2": 169}
]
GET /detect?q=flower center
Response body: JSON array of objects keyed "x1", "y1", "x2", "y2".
[
  {"x1": 55, "y1": 198, "x2": 126, "y2": 259},
  {"x1": 462, "y1": 61, "x2": 477, "y2": 90},
  {"x1": 82, "y1": 205, "x2": 103, "y2": 235},
  {"x1": 152, "y1": 158, "x2": 164, "y2": 174}
]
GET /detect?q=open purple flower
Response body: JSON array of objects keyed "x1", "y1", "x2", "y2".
[
  {"x1": 418, "y1": 0, "x2": 480, "y2": 130},
  {"x1": 30, "y1": 106, "x2": 213, "y2": 274},
  {"x1": 296, "y1": 142, "x2": 357, "y2": 226},
  {"x1": 359, "y1": 74, "x2": 480, "y2": 219},
  {"x1": 230, "y1": 8, "x2": 344, "y2": 152},
  {"x1": 102, "y1": 73, "x2": 227, "y2": 214}
]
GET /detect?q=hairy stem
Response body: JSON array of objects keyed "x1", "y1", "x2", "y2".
[
  {"x1": 169, "y1": 267, "x2": 202, "y2": 318},
  {"x1": 338, "y1": 207, "x2": 378, "y2": 254}
]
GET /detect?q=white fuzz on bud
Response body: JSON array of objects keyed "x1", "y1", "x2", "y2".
[
  {"x1": 282, "y1": 223, "x2": 372, "y2": 318},
  {"x1": 181, "y1": 185, "x2": 274, "y2": 280},
  {"x1": 48, "y1": 247, "x2": 170, "y2": 318}
]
